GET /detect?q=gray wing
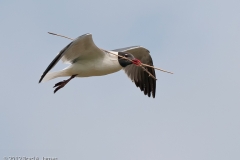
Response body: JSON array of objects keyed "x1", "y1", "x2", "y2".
[
  {"x1": 39, "y1": 33, "x2": 104, "y2": 83},
  {"x1": 112, "y1": 46, "x2": 156, "y2": 98}
]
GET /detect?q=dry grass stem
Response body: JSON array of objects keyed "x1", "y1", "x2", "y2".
[{"x1": 47, "y1": 32, "x2": 173, "y2": 80}]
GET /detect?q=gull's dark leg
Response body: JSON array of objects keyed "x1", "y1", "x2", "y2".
[{"x1": 53, "y1": 74, "x2": 77, "y2": 93}]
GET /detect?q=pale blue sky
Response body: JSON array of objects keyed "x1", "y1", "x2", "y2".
[{"x1": 0, "y1": 0, "x2": 240, "y2": 160}]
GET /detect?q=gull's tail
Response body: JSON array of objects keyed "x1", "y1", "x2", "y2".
[{"x1": 40, "y1": 70, "x2": 70, "y2": 83}]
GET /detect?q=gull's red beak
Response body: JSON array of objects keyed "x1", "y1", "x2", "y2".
[{"x1": 132, "y1": 59, "x2": 142, "y2": 66}]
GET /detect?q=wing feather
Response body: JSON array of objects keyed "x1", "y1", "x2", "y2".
[
  {"x1": 39, "y1": 33, "x2": 104, "y2": 83},
  {"x1": 112, "y1": 46, "x2": 156, "y2": 98},
  {"x1": 61, "y1": 33, "x2": 103, "y2": 63}
]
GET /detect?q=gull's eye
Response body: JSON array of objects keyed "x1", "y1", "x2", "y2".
[{"x1": 125, "y1": 54, "x2": 128, "y2": 57}]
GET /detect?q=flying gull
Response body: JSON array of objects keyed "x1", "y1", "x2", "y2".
[{"x1": 39, "y1": 33, "x2": 156, "y2": 98}]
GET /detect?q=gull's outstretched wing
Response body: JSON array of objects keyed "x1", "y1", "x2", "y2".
[
  {"x1": 112, "y1": 46, "x2": 156, "y2": 98},
  {"x1": 39, "y1": 33, "x2": 104, "y2": 83}
]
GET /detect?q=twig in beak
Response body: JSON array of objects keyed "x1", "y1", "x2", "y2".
[
  {"x1": 141, "y1": 63, "x2": 173, "y2": 74},
  {"x1": 48, "y1": 32, "x2": 73, "y2": 40},
  {"x1": 47, "y1": 32, "x2": 173, "y2": 80},
  {"x1": 140, "y1": 65, "x2": 157, "y2": 80}
]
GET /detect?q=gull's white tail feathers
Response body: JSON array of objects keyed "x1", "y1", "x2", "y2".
[{"x1": 41, "y1": 70, "x2": 70, "y2": 82}]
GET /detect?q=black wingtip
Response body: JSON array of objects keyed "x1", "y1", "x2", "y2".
[{"x1": 38, "y1": 75, "x2": 44, "y2": 83}]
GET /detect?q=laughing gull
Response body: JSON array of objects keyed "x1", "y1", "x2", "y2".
[{"x1": 39, "y1": 33, "x2": 156, "y2": 98}]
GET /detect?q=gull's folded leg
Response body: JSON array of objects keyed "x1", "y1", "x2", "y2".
[{"x1": 53, "y1": 74, "x2": 77, "y2": 93}]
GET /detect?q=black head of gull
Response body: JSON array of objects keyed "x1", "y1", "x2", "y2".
[{"x1": 118, "y1": 52, "x2": 136, "y2": 67}]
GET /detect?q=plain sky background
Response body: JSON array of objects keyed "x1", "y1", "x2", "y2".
[{"x1": 0, "y1": 0, "x2": 240, "y2": 160}]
